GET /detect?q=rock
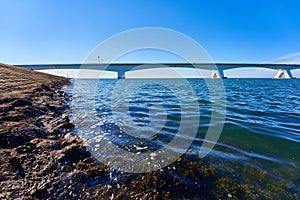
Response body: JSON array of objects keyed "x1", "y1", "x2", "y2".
[
  {"x1": 0, "y1": 129, "x2": 27, "y2": 149},
  {"x1": 11, "y1": 99, "x2": 32, "y2": 107},
  {"x1": 9, "y1": 157, "x2": 25, "y2": 178},
  {"x1": 0, "y1": 122, "x2": 46, "y2": 148},
  {"x1": 60, "y1": 121, "x2": 75, "y2": 129},
  {"x1": 0, "y1": 98, "x2": 17, "y2": 104},
  {"x1": 23, "y1": 107, "x2": 45, "y2": 118},
  {"x1": 58, "y1": 143, "x2": 90, "y2": 165},
  {"x1": 9, "y1": 157, "x2": 21, "y2": 169},
  {"x1": 15, "y1": 145, "x2": 32, "y2": 154}
]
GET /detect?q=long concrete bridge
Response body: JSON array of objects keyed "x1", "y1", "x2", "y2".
[{"x1": 15, "y1": 63, "x2": 300, "y2": 79}]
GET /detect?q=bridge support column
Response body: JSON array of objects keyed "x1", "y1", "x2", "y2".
[
  {"x1": 274, "y1": 69, "x2": 296, "y2": 79},
  {"x1": 118, "y1": 71, "x2": 126, "y2": 79},
  {"x1": 210, "y1": 69, "x2": 227, "y2": 79}
]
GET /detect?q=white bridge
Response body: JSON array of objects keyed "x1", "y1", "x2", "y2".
[{"x1": 15, "y1": 63, "x2": 300, "y2": 79}]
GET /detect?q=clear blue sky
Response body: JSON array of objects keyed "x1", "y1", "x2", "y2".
[{"x1": 1, "y1": 0, "x2": 300, "y2": 77}]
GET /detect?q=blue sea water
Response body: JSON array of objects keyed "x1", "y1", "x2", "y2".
[{"x1": 69, "y1": 78, "x2": 300, "y2": 198}]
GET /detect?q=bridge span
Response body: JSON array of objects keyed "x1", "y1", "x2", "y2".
[{"x1": 15, "y1": 63, "x2": 300, "y2": 79}]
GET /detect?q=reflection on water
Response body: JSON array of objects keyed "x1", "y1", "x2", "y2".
[{"x1": 70, "y1": 78, "x2": 300, "y2": 198}]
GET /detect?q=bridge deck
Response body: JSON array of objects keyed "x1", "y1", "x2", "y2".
[
  {"x1": 14, "y1": 63, "x2": 300, "y2": 79},
  {"x1": 15, "y1": 63, "x2": 300, "y2": 70}
]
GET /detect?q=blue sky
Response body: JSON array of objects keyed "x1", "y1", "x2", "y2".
[{"x1": 1, "y1": 0, "x2": 300, "y2": 77}]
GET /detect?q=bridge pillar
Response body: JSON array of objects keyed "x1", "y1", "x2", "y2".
[
  {"x1": 209, "y1": 69, "x2": 227, "y2": 79},
  {"x1": 274, "y1": 69, "x2": 296, "y2": 79},
  {"x1": 118, "y1": 71, "x2": 126, "y2": 79}
]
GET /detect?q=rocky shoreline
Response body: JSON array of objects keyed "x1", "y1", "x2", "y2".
[{"x1": 0, "y1": 64, "x2": 105, "y2": 199}]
